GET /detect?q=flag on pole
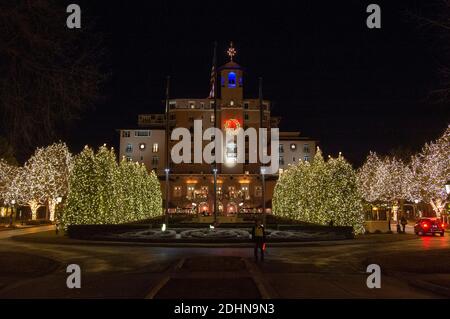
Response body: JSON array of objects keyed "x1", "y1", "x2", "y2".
[{"x1": 209, "y1": 42, "x2": 217, "y2": 99}]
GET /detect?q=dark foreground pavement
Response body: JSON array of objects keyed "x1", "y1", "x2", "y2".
[{"x1": 0, "y1": 227, "x2": 449, "y2": 298}]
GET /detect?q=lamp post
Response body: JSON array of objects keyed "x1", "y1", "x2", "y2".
[
  {"x1": 445, "y1": 181, "x2": 450, "y2": 225},
  {"x1": 55, "y1": 196, "x2": 62, "y2": 222},
  {"x1": 9, "y1": 199, "x2": 16, "y2": 227},
  {"x1": 414, "y1": 199, "x2": 419, "y2": 218},
  {"x1": 164, "y1": 168, "x2": 170, "y2": 229},
  {"x1": 213, "y1": 167, "x2": 218, "y2": 224},
  {"x1": 260, "y1": 166, "x2": 267, "y2": 227}
]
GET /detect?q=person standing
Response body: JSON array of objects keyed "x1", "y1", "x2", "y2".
[
  {"x1": 400, "y1": 215, "x2": 407, "y2": 233},
  {"x1": 252, "y1": 220, "x2": 266, "y2": 262}
]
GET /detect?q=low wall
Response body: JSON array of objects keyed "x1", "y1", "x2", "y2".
[
  {"x1": 67, "y1": 223, "x2": 355, "y2": 241},
  {"x1": 364, "y1": 220, "x2": 390, "y2": 233}
]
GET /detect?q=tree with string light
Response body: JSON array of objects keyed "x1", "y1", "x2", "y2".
[
  {"x1": 411, "y1": 126, "x2": 450, "y2": 217},
  {"x1": 273, "y1": 148, "x2": 365, "y2": 234}
]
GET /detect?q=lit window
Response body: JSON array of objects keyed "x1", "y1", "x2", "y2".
[
  {"x1": 152, "y1": 143, "x2": 159, "y2": 153},
  {"x1": 255, "y1": 186, "x2": 262, "y2": 197},
  {"x1": 139, "y1": 143, "x2": 146, "y2": 151},
  {"x1": 122, "y1": 131, "x2": 130, "y2": 138},
  {"x1": 189, "y1": 101, "x2": 195, "y2": 109},
  {"x1": 210, "y1": 115, "x2": 215, "y2": 123},
  {"x1": 135, "y1": 130, "x2": 150, "y2": 137},
  {"x1": 173, "y1": 186, "x2": 182, "y2": 197},
  {"x1": 126, "y1": 144, "x2": 133, "y2": 153},
  {"x1": 228, "y1": 72, "x2": 236, "y2": 88},
  {"x1": 230, "y1": 100, "x2": 234, "y2": 106},
  {"x1": 304, "y1": 155, "x2": 310, "y2": 162},
  {"x1": 187, "y1": 186, "x2": 195, "y2": 199},
  {"x1": 290, "y1": 143, "x2": 297, "y2": 151}
]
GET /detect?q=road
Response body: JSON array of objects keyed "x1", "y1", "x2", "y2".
[{"x1": 0, "y1": 226, "x2": 449, "y2": 298}]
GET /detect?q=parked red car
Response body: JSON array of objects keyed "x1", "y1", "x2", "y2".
[{"x1": 414, "y1": 218, "x2": 445, "y2": 236}]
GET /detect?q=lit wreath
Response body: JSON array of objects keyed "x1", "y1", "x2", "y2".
[{"x1": 224, "y1": 119, "x2": 241, "y2": 135}]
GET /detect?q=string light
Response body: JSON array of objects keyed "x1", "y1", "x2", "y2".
[{"x1": 273, "y1": 148, "x2": 365, "y2": 234}]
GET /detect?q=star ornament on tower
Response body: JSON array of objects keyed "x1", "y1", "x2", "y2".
[{"x1": 227, "y1": 42, "x2": 237, "y2": 62}]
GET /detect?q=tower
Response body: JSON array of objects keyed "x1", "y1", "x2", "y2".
[
  {"x1": 220, "y1": 42, "x2": 244, "y2": 174},
  {"x1": 219, "y1": 42, "x2": 243, "y2": 105}
]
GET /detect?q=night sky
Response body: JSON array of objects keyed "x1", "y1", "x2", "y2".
[{"x1": 67, "y1": 0, "x2": 449, "y2": 167}]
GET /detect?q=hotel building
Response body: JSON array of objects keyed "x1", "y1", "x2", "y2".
[{"x1": 118, "y1": 44, "x2": 316, "y2": 215}]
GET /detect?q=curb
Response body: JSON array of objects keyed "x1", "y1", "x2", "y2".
[
  {"x1": 10, "y1": 233, "x2": 417, "y2": 248},
  {"x1": 407, "y1": 279, "x2": 450, "y2": 298}
]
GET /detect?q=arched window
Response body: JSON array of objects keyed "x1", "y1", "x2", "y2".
[{"x1": 228, "y1": 72, "x2": 236, "y2": 88}]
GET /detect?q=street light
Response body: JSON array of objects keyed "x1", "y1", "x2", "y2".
[
  {"x1": 260, "y1": 166, "x2": 267, "y2": 227},
  {"x1": 9, "y1": 199, "x2": 16, "y2": 227},
  {"x1": 164, "y1": 168, "x2": 170, "y2": 228},
  {"x1": 213, "y1": 168, "x2": 218, "y2": 224}
]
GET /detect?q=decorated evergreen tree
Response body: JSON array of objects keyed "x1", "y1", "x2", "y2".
[
  {"x1": 62, "y1": 146, "x2": 97, "y2": 226},
  {"x1": 273, "y1": 148, "x2": 365, "y2": 234},
  {"x1": 62, "y1": 146, "x2": 163, "y2": 227}
]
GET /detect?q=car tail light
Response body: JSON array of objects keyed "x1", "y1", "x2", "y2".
[
  {"x1": 422, "y1": 223, "x2": 429, "y2": 228},
  {"x1": 441, "y1": 223, "x2": 445, "y2": 228}
]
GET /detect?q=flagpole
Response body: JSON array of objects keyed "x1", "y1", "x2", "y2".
[
  {"x1": 213, "y1": 41, "x2": 218, "y2": 225},
  {"x1": 164, "y1": 76, "x2": 170, "y2": 228}
]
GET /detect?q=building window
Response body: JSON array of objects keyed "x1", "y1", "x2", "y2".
[
  {"x1": 304, "y1": 155, "x2": 310, "y2": 162},
  {"x1": 173, "y1": 186, "x2": 182, "y2": 197},
  {"x1": 228, "y1": 72, "x2": 236, "y2": 88},
  {"x1": 152, "y1": 143, "x2": 159, "y2": 153},
  {"x1": 230, "y1": 100, "x2": 234, "y2": 106},
  {"x1": 244, "y1": 113, "x2": 249, "y2": 121},
  {"x1": 152, "y1": 156, "x2": 159, "y2": 167},
  {"x1": 135, "y1": 130, "x2": 150, "y2": 137},
  {"x1": 139, "y1": 143, "x2": 146, "y2": 151},
  {"x1": 170, "y1": 114, "x2": 176, "y2": 121},
  {"x1": 228, "y1": 186, "x2": 236, "y2": 198},
  {"x1": 189, "y1": 101, "x2": 195, "y2": 109},
  {"x1": 290, "y1": 143, "x2": 297, "y2": 151},
  {"x1": 126, "y1": 155, "x2": 132, "y2": 161},
  {"x1": 122, "y1": 131, "x2": 130, "y2": 138},
  {"x1": 304, "y1": 144, "x2": 310, "y2": 153},
  {"x1": 169, "y1": 101, "x2": 176, "y2": 109},
  {"x1": 279, "y1": 144, "x2": 284, "y2": 153},
  {"x1": 241, "y1": 186, "x2": 250, "y2": 200},
  {"x1": 244, "y1": 102, "x2": 249, "y2": 109},
  {"x1": 239, "y1": 77, "x2": 243, "y2": 87},
  {"x1": 279, "y1": 156, "x2": 284, "y2": 165},
  {"x1": 200, "y1": 186, "x2": 208, "y2": 198},
  {"x1": 210, "y1": 114, "x2": 215, "y2": 123},
  {"x1": 126, "y1": 144, "x2": 133, "y2": 153},
  {"x1": 255, "y1": 186, "x2": 262, "y2": 197},
  {"x1": 187, "y1": 186, "x2": 195, "y2": 199},
  {"x1": 140, "y1": 156, "x2": 144, "y2": 161}
]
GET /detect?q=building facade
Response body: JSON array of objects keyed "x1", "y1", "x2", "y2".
[{"x1": 118, "y1": 44, "x2": 316, "y2": 215}]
